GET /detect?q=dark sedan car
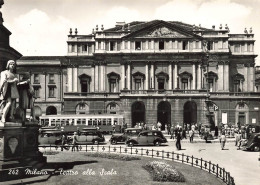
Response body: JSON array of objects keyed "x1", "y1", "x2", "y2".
[
  {"x1": 243, "y1": 133, "x2": 260, "y2": 152},
  {"x1": 110, "y1": 128, "x2": 142, "y2": 144},
  {"x1": 126, "y1": 130, "x2": 167, "y2": 147}
]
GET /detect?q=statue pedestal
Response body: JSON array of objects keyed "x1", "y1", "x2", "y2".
[{"x1": 0, "y1": 123, "x2": 46, "y2": 182}]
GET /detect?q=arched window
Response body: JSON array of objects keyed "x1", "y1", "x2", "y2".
[
  {"x1": 106, "y1": 102, "x2": 120, "y2": 114},
  {"x1": 235, "y1": 102, "x2": 249, "y2": 126},
  {"x1": 76, "y1": 102, "x2": 89, "y2": 114}
]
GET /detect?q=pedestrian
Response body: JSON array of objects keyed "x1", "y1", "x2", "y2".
[
  {"x1": 170, "y1": 125, "x2": 174, "y2": 139},
  {"x1": 61, "y1": 133, "x2": 67, "y2": 151},
  {"x1": 71, "y1": 132, "x2": 79, "y2": 152},
  {"x1": 157, "y1": 122, "x2": 162, "y2": 131},
  {"x1": 176, "y1": 129, "x2": 182, "y2": 150},
  {"x1": 77, "y1": 127, "x2": 81, "y2": 136},
  {"x1": 235, "y1": 130, "x2": 242, "y2": 146},
  {"x1": 189, "y1": 129, "x2": 194, "y2": 143},
  {"x1": 167, "y1": 123, "x2": 171, "y2": 135},
  {"x1": 219, "y1": 132, "x2": 226, "y2": 150}
]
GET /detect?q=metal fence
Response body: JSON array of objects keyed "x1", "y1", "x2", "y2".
[{"x1": 39, "y1": 144, "x2": 235, "y2": 185}]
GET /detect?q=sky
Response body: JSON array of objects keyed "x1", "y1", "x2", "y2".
[{"x1": 1, "y1": 0, "x2": 260, "y2": 65}]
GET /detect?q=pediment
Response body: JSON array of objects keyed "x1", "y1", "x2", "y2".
[
  {"x1": 107, "y1": 72, "x2": 120, "y2": 79},
  {"x1": 155, "y1": 71, "x2": 169, "y2": 80},
  {"x1": 132, "y1": 71, "x2": 145, "y2": 79},
  {"x1": 179, "y1": 71, "x2": 192, "y2": 79},
  {"x1": 232, "y1": 73, "x2": 244, "y2": 81},
  {"x1": 138, "y1": 27, "x2": 188, "y2": 38},
  {"x1": 124, "y1": 21, "x2": 201, "y2": 39}
]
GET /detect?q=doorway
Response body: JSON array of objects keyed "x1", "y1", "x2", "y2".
[
  {"x1": 183, "y1": 101, "x2": 197, "y2": 126},
  {"x1": 131, "y1": 101, "x2": 145, "y2": 127},
  {"x1": 157, "y1": 101, "x2": 171, "y2": 130}
]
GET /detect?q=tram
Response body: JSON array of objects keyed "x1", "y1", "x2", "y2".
[{"x1": 39, "y1": 114, "x2": 124, "y2": 133}]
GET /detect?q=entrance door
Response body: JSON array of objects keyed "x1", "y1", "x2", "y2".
[
  {"x1": 239, "y1": 114, "x2": 245, "y2": 125},
  {"x1": 131, "y1": 101, "x2": 145, "y2": 127},
  {"x1": 183, "y1": 101, "x2": 197, "y2": 126},
  {"x1": 157, "y1": 101, "x2": 171, "y2": 130}
]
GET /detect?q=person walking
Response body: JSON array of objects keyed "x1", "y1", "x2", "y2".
[
  {"x1": 189, "y1": 129, "x2": 194, "y2": 143},
  {"x1": 61, "y1": 133, "x2": 67, "y2": 151},
  {"x1": 176, "y1": 129, "x2": 182, "y2": 150},
  {"x1": 235, "y1": 130, "x2": 242, "y2": 147},
  {"x1": 71, "y1": 132, "x2": 79, "y2": 152},
  {"x1": 219, "y1": 132, "x2": 226, "y2": 150}
]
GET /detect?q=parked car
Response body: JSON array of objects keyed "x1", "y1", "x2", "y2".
[
  {"x1": 243, "y1": 133, "x2": 260, "y2": 152},
  {"x1": 110, "y1": 128, "x2": 142, "y2": 144},
  {"x1": 74, "y1": 130, "x2": 105, "y2": 145},
  {"x1": 38, "y1": 130, "x2": 63, "y2": 145},
  {"x1": 125, "y1": 130, "x2": 167, "y2": 147}
]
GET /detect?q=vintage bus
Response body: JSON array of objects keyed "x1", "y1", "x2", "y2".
[{"x1": 39, "y1": 114, "x2": 124, "y2": 133}]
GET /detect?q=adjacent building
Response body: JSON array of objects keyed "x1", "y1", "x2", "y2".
[{"x1": 17, "y1": 20, "x2": 260, "y2": 129}]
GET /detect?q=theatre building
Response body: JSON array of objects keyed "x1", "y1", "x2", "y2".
[{"x1": 17, "y1": 20, "x2": 260, "y2": 129}]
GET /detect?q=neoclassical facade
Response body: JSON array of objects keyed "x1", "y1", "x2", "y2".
[{"x1": 17, "y1": 20, "x2": 259, "y2": 129}]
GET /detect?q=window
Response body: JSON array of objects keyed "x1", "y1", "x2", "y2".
[
  {"x1": 33, "y1": 86, "x2": 40, "y2": 98},
  {"x1": 208, "y1": 79, "x2": 214, "y2": 92},
  {"x1": 207, "y1": 41, "x2": 213, "y2": 50},
  {"x1": 34, "y1": 74, "x2": 40, "y2": 84},
  {"x1": 234, "y1": 44, "x2": 240, "y2": 53},
  {"x1": 135, "y1": 41, "x2": 141, "y2": 50},
  {"x1": 183, "y1": 41, "x2": 188, "y2": 50},
  {"x1": 234, "y1": 80, "x2": 242, "y2": 92},
  {"x1": 110, "y1": 41, "x2": 116, "y2": 51},
  {"x1": 135, "y1": 79, "x2": 142, "y2": 90},
  {"x1": 195, "y1": 41, "x2": 200, "y2": 49},
  {"x1": 49, "y1": 86, "x2": 55, "y2": 97},
  {"x1": 110, "y1": 79, "x2": 117, "y2": 92},
  {"x1": 49, "y1": 74, "x2": 55, "y2": 84},
  {"x1": 159, "y1": 41, "x2": 164, "y2": 50},
  {"x1": 247, "y1": 44, "x2": 250, "y2": 52},
  {"x1": 82, "y1": 44, "x2": 88, "y2": 52},
  {"x1": 182, "y1": 79, "x2": 188, "y2": 90},
  {"x1": 158, "y1": 79, "x2": 165, "y2": 90},
  {"x1": 98, "y1": 41, "x2": 101, "y2": 49}
]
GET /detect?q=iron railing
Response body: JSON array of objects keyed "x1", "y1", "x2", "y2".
[{"x1": 39, "y1": 144, "x2": 235, "y2": 185}]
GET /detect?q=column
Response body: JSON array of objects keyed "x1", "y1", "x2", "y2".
[
  {"x1": 174, "y1": 63, "x2": 178, "y2": 89},
  {"x1": 197, "y1": 64, "x2": 201, "y2": 89},
  {"x1": 91, "y1": 65, "x2": 95, "y2": 92},
  {"x1": 127, "y1": 62, "x2": 131, "y2": 90},
  {"x1": 244, "y1": 65, "x2": 248, "y2": 91},
  {"x1": 73, "y1": 67, "x2": 78, "y2": 92},
  {"x1": 67, "y1": 67, "x2": 73, "y2": 92},
  {"x1": 218, "y1": 62, "x2": 224, "y2": 91},
  {"x1": 95, "y1": 64, "x2": 99, "y2": 91},
  {"x1": 251, "y1": 66, "x2": 256, "y2": 92},
  {"x1": 121, "y1": 64, "x2": 125, "y2": 90},
  {"x1": 100, "y1": 64, "x2": 104, "y2": 91},
  {"x1": 151, "y1": 40, "x2": 154, "y2": 50},
  {"x1": 224, "y1": 61, "x2": 229, "y2": 91},
  {"x1": 192, "y1": 64, "x2": 196, "y2": 89},
  {"x1": 150, "y1": 62, "x2": 154, "y2": 89},
  {"x1": 168, "y1": 62, "x2": 172, "y2": 89},
  {"x1": 145, "y1": 62, "x2": 149, "y2": 90}
]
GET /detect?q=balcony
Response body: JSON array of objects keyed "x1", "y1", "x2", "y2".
[{"x1": 64, "y1": 92, "x2": 120, "y2": 99}]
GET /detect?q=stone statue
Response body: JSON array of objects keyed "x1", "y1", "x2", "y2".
[{"x1": 0, "y1": 60, "x2": 32, "y2": 124}]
